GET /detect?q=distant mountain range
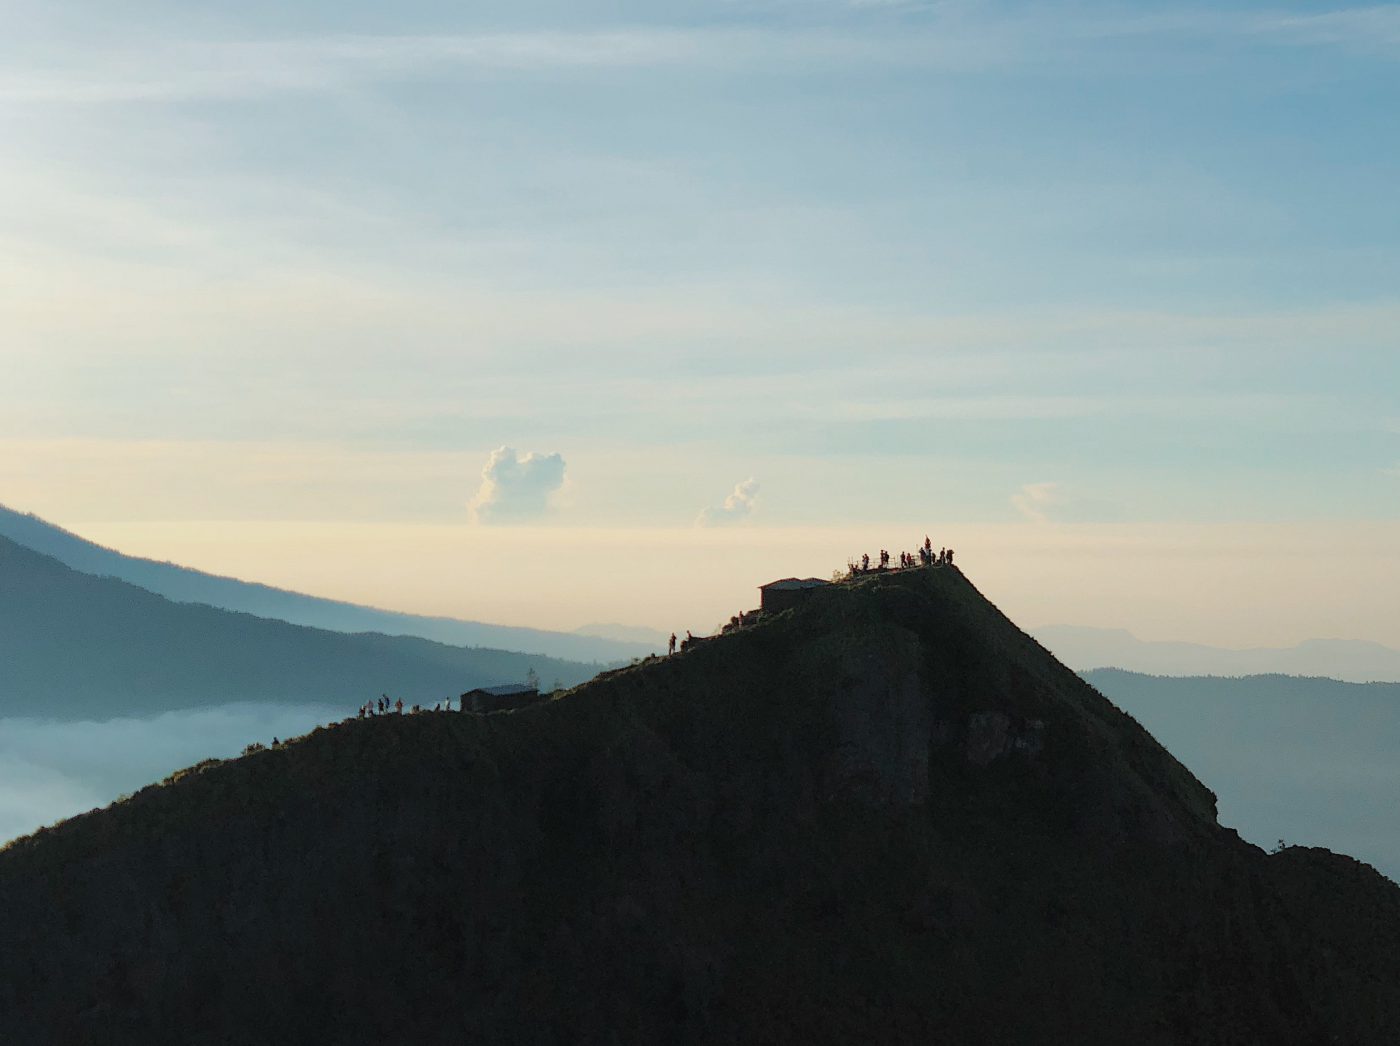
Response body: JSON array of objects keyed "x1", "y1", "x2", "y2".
[
  {"x1": 1037, "y1": 624, "x2": 1400, "y2": 683},
  {"x1": 572, "y1": 621, "x2": 672, "y2": 646},
  {"x1": 0, "y1": 505, "x2": 658, "y2": 663},
  {"x1": 0, "y1": 536, "x2": 601, "y2": 719},
  {"x1": 1084, "y1": 668, "x2": 1400, "y2": 881}
]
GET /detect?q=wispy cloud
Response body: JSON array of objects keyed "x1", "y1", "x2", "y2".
[
  {"x1": 1, "y1": 5, "x2": 1396, "y2": 107},
  {"x1": 1012, "y1": 482, "x2": 1061, "y2": 523},
  {"x1": 0, "y1": 28, "x2": 976, "y2": 103},
  {"x1": 1012, "y1": 482, "x2": 1120, "y2": 524},
  {"x1": 1259, "y1": 7, "x2": 1400, "y2": 49}
]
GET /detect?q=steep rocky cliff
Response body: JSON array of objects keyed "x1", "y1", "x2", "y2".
[{"x1": 2, "y1": 567, "x2": 1398, "y2": 1044}]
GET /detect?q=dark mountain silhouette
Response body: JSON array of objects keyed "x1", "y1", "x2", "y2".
[
  {"x1": 2, "y1": 566, "x2": 1398, "y2": 1044},
  {"x1": 1085, "y1": 668, "x2": 1400, "y2": 880},
  {"x1": 1038, "y1": 623, "x2": 1400, "y2": 683},
  {"x1": 0, "y1": 503, "x2": 657, "y2": 662},
  {"x1": 0, "y1": 536, "x2": 600, "y2": 718}
]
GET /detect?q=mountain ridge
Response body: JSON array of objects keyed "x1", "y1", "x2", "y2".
[
  {"x1": 1038, "y1": 623, "x2": 1400, "y2": 683},
  {"x1": 0, "y1": 504, "x2": 657, "y2": 662},
  {"x1": 0, "y1": 535, "x2": 601, "y2": 718},
  {"x1": 3, "y1": 565, "x2": 1398, "y2": 1043}
]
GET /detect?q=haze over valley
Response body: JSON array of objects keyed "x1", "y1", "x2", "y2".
[{"x1": 4, "y1": 0, "x2": 1398, "y2": 1038}]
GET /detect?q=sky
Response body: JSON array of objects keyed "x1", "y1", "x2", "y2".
[{"x1": 3, "y1": 0, "x2": 1398, "y2": 644}]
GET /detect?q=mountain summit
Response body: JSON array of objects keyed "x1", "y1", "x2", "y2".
[{"x1": 2, "y1": 566, "x2": 1397, "y2": 1043}]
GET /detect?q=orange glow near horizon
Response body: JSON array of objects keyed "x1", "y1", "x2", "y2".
[{"x1": 68, "y1": 519, "x2": 1400, "y2": 649}]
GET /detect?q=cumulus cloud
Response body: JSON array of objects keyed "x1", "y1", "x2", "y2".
[
  {"x1": 468, "y1": 446, "x2": 566, "y2": 524},
  {"x1": 698, "y1": 477, "x2": 759, "y2": 526}
]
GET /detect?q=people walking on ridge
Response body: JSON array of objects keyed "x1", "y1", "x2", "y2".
[
  {"x1": 394, "y1": 698, "x2": 404, "y2": 714},
  {"x1": 669, "y1": 632, "x2": 677, "y2": 656}
]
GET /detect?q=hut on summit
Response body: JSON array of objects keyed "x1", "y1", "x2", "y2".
[
  {"x1": 461, "y1": 683, "x2": 543, "y2": 714},
  {"x1": 759, "y1": 577, "x2": 830, "y2": 615}
]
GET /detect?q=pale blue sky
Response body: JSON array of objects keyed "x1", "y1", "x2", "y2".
[{"x1": 3, "y1": 1, "x2": 1398, "y2": 638}]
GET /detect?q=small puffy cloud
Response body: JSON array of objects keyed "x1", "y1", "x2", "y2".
[
  {"x1": 698, "y1": 477, "x2": 759, "y2": 526},
  {"x1": 469, "y1": 446, "x2": 566, "y2": 525}
]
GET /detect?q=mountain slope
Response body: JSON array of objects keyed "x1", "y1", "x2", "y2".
[
  {"x1": 2, "y1": 566, "x2": 1398, "y2": 1044},
  {"x1": 0, "y1": 504, "x2": 657, "y2": 661},
  {"x1": 1085, "y1": 668, "x2": 1400, "y2": 879},
  {"x1": 1038, "y1": 623, "x2": 1400, "y2": 683},
  {"x1": 0, "y1": 536, "x2": 599, "y2": 717}
]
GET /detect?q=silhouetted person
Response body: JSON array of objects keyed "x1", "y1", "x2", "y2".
[
  {"x1": 669, "y1": 632, "x2": 677, "y2": 655},
  {"x1": 394, "y1": 698, "x2": 404, "y2": 714},
  {"x1": 861, "y1": 553, "x2": 870, "y2": 572},
  {"x1": 946, "y1": 548, "x2": 954, "y2": 565}
]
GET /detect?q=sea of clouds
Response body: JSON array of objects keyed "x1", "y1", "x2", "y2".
[{"x1": 0, "y1": 704, "x2": 342, "y2": 845}]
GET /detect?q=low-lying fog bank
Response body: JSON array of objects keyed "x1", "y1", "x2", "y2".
[{"x1": 0, "y1": 704, "x2": 342, "y2": 845}]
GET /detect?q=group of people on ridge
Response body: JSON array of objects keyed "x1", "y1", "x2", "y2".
[
  {"x1": 854, "y1": 537, "x2": 953, "y2": 576},
  {"x1": 357, "y1": 694, "x2": 457, "y2": 718}
]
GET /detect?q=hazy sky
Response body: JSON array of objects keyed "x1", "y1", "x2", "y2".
[{"x1": 3, "y1": 1, "x2": 1398, "y2": 642}]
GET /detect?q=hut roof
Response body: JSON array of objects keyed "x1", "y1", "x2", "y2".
[
  {"x1": 462, "y1": 683, "x2": 539, "y2": 698},
  {"x1": 759, "y1": 577, "x2": 830, "y2": 592}
]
